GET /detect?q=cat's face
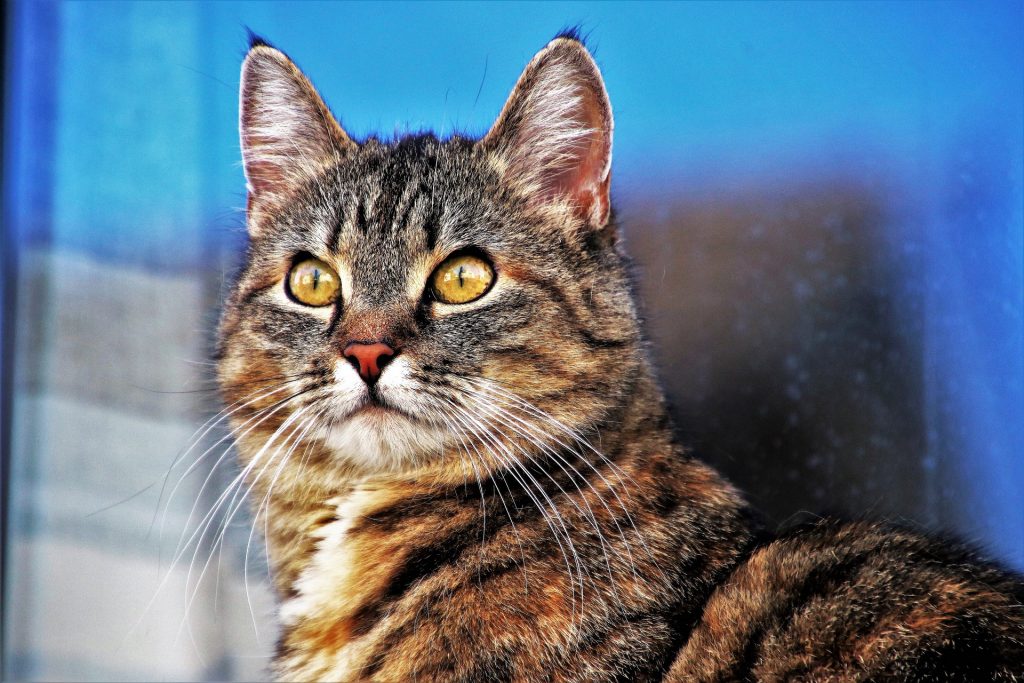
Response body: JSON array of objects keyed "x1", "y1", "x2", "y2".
[{"x1": 218, "y1": 36, "x2": 643, "y2": 476}]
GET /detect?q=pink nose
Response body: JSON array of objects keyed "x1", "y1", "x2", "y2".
[{"x1": 342, "y1": 342, "x2": 396, "y2": 383}]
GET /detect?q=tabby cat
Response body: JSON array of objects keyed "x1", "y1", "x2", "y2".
[{"x1": 217, "y1": 32, "x2": 1024, "y2": 681}]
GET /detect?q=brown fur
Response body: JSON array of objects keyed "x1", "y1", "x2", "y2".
[{"x1": 217, "y1": 32, "x2": 1024, "y2": 681}]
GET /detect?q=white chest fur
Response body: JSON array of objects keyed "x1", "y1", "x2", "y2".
[{"x1": 277, "y1": 487, "x2": 376, "y2": 681}]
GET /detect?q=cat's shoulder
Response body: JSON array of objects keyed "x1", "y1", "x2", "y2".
[{"x1": 667, "y1": 518, "x2": 1024, "y2": 681}]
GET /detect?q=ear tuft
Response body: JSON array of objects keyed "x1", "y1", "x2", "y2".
[
  {"x1": 553, "y1": 25, "x2": 585, "y2": 44},
  {"x1": 239, "y1": 42, "x2": 354, "y2": 227},
  {"x1": 482, "y1": 37, "x2": 613, "y2": 230},
  {"x1": 245, "y1": 28, "x2": 273, "y2": 51}
]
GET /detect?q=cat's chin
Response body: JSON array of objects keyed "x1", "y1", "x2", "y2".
[{"x1": 322, "y1": 408, "x2": 450, "y2": 472}]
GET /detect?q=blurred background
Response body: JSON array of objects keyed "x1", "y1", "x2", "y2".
[{"x1": 1, "y1": 1, "x2": 1021, "y2": 680}]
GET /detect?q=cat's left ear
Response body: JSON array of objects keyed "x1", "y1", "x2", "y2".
[
  {"x1": 239, "y1": 38, "x2": 355, "y2": 231},
  {"x1": 482, "y1": 34, "x2": 613, "y2": 231}
]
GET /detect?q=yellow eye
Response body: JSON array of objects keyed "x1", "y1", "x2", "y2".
[
  {"x1": 430, "y1": 253, "x2": 495, "y2": 304},
  {"x1": 287, "y1": 257, "x2": 340, "y2": 307}
]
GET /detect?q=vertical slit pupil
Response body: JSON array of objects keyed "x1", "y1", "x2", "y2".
[
  {"x1": 457, "y1": 265, "x2": 465, "y2": 287},
  {"x1": 312, "y1": 268, "x2": 320, "y2": 290}
]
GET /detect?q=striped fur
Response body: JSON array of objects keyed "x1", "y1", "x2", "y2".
[{"x1": 218, "y1": 33, "x2": 1024, "y2": 681}]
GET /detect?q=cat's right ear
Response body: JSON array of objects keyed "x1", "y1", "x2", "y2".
[{"x1": 239, "y1": 38, "x2": 354, "y2": 232}]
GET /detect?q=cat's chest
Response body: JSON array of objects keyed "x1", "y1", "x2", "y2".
[
  {"x1": 278, "y1": 487, "x2": 374, "y2": 626},
  {"x1": 274, "y1": 484, "x2": 411, "y2": 681}
]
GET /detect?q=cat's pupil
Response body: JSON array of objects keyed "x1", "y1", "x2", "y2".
[
  {"x1": 312, "y1": 269, "x2": 320, "y2": 289},
  {"x1": 457, "y1": 266, "x2": 465, "y2": 287}
]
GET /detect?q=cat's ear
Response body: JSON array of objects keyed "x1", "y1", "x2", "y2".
[
  {"x1": 482, "y1": 34, "x2": 613, "y2": 230},
  {"x1": 239, "y1": 38, "x2": 354, "y2": 228}
]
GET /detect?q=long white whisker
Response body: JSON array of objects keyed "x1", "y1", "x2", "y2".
[
  {"x1": 150, "y1": 380, "x2": 293, "y2": 539},
  {"x1": 447, "y1": 402, "x2": 587, "y2": 627},
  {"x1": 125, "y1": 390, "x2": 310, "y2": 648},
  {"x1": 462, "y1": 387, "x2": 643, "y2": 580},
  {"x1": 174, "y1": 403, "x2": 311, "y2": 645},
  {"x1": 170, "y1": 387, "x2": 311, "y2": 562},
  {"x1": 432, "y1": 404, "x2": 490, "y2": 554},
  {"x1": 434, "y1": 400, "x2": 529, "y2": 582},
  {"x1": 467, "y1": 378, "x2": 641, "y2": 497},
  {"x1": 157, "y1": 382, "x2": 299, "y2": 552},
  {"x1": 242, "y1": 404, "x2": 328, "y2": 638},
  {"x1": 458, "y1": 400, "x2": 604, "y2": 618},
  {"x1": 465, "y1": 378, "x2": 662, "y2": 576},
  {"x1": 466, "y1": 394, "x2": 630, "y2": 605},
  {"x1": 162, "y1": 383, "x2": 300, "y2": 556},
  {"x1": 449, "y1": 403, "x2": 575, "y2": 605}
]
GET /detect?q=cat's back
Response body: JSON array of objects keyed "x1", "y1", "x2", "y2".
[{"x1": 667, "y1": 519, "x2": 1024, "y2": 682}]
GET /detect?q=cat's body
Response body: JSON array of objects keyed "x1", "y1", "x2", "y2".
[{"x1": 218, "y1": 33, "x2": 1024, "y2": 681}]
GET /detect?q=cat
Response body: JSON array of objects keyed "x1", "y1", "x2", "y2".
[{"x1": 217, "y1": 31, "x2": 1024, "y2": 682}]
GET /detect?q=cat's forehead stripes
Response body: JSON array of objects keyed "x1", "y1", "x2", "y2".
[{"x1": 327, "y1": 140, "x2": 452, "y2": 252}]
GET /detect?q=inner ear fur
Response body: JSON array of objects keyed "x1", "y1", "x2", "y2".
[
  {"x1": 482, "y1": 36, "x2": 614, "y2": 230},
  {"x1": 239, "y1": 41, "x2": 355, "y2": 231}
]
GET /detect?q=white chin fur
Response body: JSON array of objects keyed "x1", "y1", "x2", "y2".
[
  {"x1": 323, "y1": 357, "x2": 450, "y2": 471},
  {"x1": 323, "y1": 412, "x2": 449, "y2": 471}
]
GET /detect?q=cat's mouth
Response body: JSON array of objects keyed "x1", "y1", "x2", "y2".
[
  {"x1": 323, "y1": 387, "x2": 450, "y2": 468},
  {"x1": 320, "y1": 356, "x2": 452, "y2": 466},
  {"x1": 351, "y1": 402, "x2": 398, "y2": 419},
  {"x1": 346, "y1": 390, "x2": 422, "y2": 424}
]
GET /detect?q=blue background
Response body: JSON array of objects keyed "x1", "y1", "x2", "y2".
[{"x1": 3, "y1": 2, "x2": 1022, "y2": 680}]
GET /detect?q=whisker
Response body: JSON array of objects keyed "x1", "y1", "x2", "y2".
[
  {"x1": 242, "y1": 403, "x2": 329, "y2": 638},
  {"x1": 457, "y1": 400, "x2": 606, "y2": 618},
  {"x1": 168, "y1": 384, "x2": 319, "y2": 562},
  {"x1": 434, "y1": 401, "x2": 529, "y2": 583},
  {"x1": 432, "y1": 405, "x2": 490, "y2": 555},
  {"x1": 446, "y1": 402, "x2": 587, "y2": 627},
  {"x1": 175, "y1": 402, "x2": 314, "y2": 645},
  {"x1": 126, "y1": 382, "x2": 322, "y2": 647},
  {"x1": 466, "y1": 378, "x2": 642, "y2": 496},
  {"x1": 461, "y1": 387, "x2": 644, "y2": 579},
  {"x1": 465, "y1": 394, "x2": 629, "y2": 606},
  {"x1": 158, "y1": 381, "x2": 301, "y2": 548},
  {"x1": 464, "y1": 377, "x2": 662, "y2": 576}
]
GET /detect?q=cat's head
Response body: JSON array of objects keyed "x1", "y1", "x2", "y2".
[{"x1": 218, "y1": 33, "x2": 645, "y2": 477}]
